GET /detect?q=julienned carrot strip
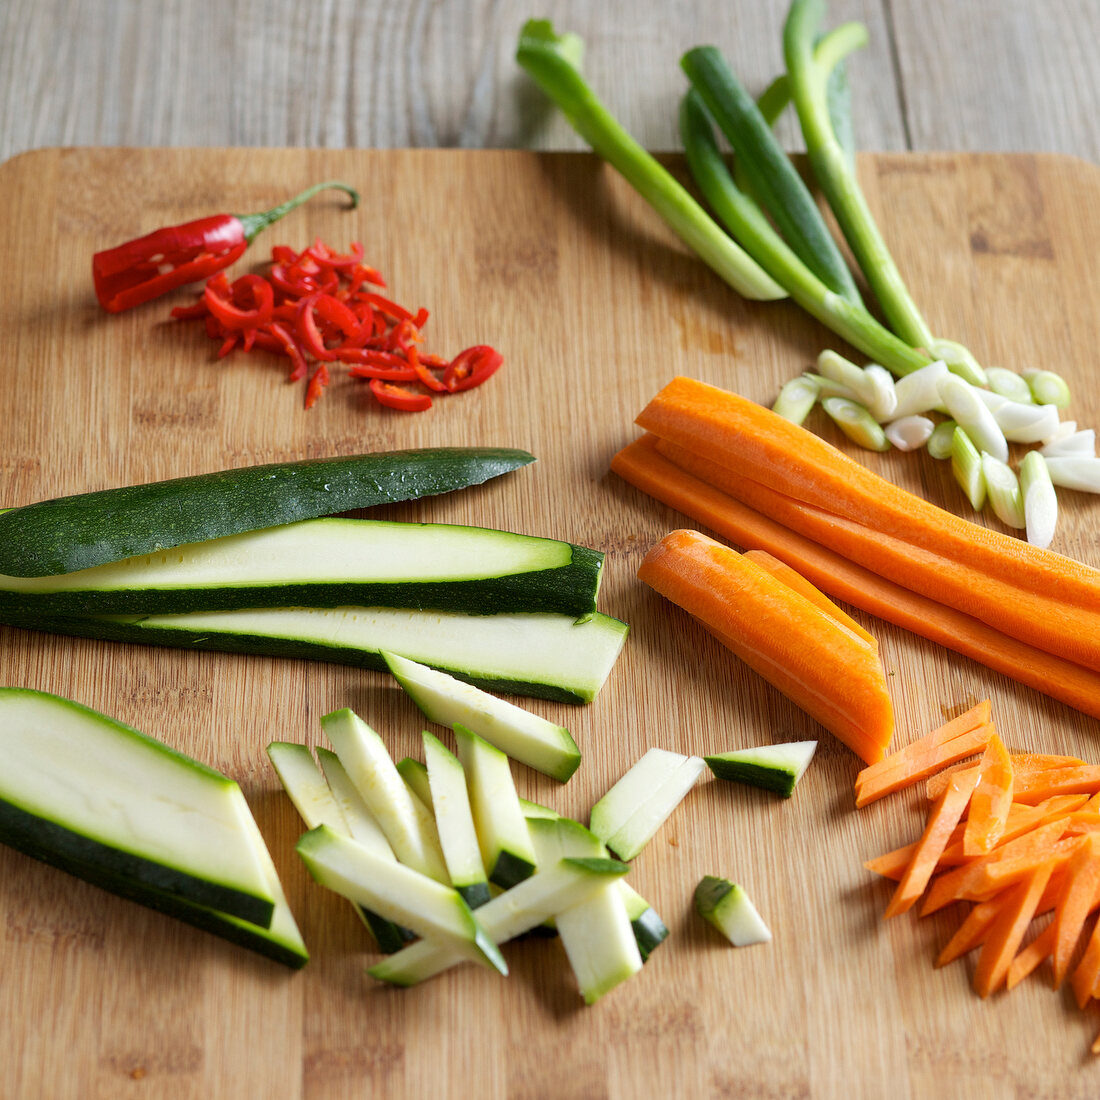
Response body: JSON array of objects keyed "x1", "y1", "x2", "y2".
[
  {"x1": 637, "y1": 529, "x2": 894, "y2": 762},
  {"x1": 1006, "y1": 921, "x2": 1056, "y2": 990},
  {"x1": 634, "y1": 377, "x2": 1100, "y2": 611},
  {"x1": 973, "y1": 863, "x2": 1054, "y2": 998},
  {"x1": 855, "y1": 701, "x2": 991, "y2": 788},
  {"x1": 1071, "y1": 915, "x2": 1100, "y2": 1009},
  {"x1": 741, "y1": 549, "x2": 877, "y2": 648},
  {"x1": 855, "y1": 724, "x2": 997, "y2": 808},
  {"x1": 1052, "y1": 834, "x2": 1100, "y2": 987},
  {"x1": 884, "y1": 766, "x2": 982, "y2": 919},
  {"x1": 926, "y1": 756, "x2": 1088, "y2": 802},
  {"x1": 963, "y1": 734, "x2": 1015, "y2": 856},
  {"x1": 610, "y1": 437, "x2": 1100, "y2": 721},
  {"x1": 1012, "y1": 766, "x2": 1100, "y2": 806},
  {"x1": 653, "y1": 436, "x2": 1100, "y2": 675},
  {"x1": 936, "y1": 898, "x2": 1002, "y2": 968}
]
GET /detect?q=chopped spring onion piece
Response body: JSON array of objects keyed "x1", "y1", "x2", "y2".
[
  {"x1": 890, "y1": 359, "x2": 948, "y2": 419},
  {"x1": 515, "y1": 21, "x2": 786, "y2": 302},
  {"x1": 1023, "y1": 369, "x2": 1072, "y2": 409},
  {"x1": 926, "y1": 339, "x2": 988, "y2": 388},
  {"x1": 1041, "y1": 428, "x2": 1095, "y2": 458},
  {"x1": 821, "y1": 396, "x2": 890, "y2": 451},
  {"x1": 991, "y1": 402, "x2": 1061, "y2": 444},
  {"x1": 802, "y1": 371, "x2": 859, "y2": 402},
  {"x1": 980, "y1": 454, "x2": 1026, "y2": 529},
  {"x1": 816, "y1": 349, "x2": 868, "y2": 393},
  {"x1": 973, "y1": 388, "x2": 1011, "y2": 413},
  {"x1": 938, "y1": 375, "x2": 1009, "y2": 464},
  {"x1": 1042, "y1": 457, "x2": 1100, "y2": 494},
  {"x1": 862, "y1": 364, "x2": 899, "y2": 422},
  {"x1": 1041, "y1": 419, "x2": 1077, "y2": 447},
  {"x1": 951, "y1": 427, "x2": 986, "y2": 510},
  {"x1": 1019, "y1": 451, "x2": 1058, "y2": 549},
  {"x1": 772, "y1": 376, "x2": 819, "y2": 425},
  {"x1": 986, "y1": 366, "x2": 1033, "y2": 404},
  {"x1": 885, "y1": 415, "x2": 935, "y2": 452},
  {"x1": 926, "y1": 419, "x2": 958, "y2": 460},
  {"x1": 816, "y1": 351, "x2": 897, "y2": 421}
]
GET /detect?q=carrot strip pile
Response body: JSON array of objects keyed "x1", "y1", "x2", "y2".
[
  {"x1": 611, "y1": 379, "x2": 1100, "y2": 720},
  {"x1": 638, "y1": 529, "x2": 894, "y2": 763},
  {"x1": 860, "y1": 703, "x2": 1100, "y2": 1053}
]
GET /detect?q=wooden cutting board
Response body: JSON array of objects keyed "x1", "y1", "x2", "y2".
[{"x1": 2, "y1": 147, "x2": 1099, "y2": 1100}]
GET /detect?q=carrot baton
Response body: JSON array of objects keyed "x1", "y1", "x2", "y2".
[
  {"x1": 963, "y1": 734, "x2": 1015, "y2": 856},
  {"x1": 973, "y1": 863, "x2": 1054, "y2": 998},
  {"x1": 1052, "y1": 833, "x2": 1100, "y2": 987}
]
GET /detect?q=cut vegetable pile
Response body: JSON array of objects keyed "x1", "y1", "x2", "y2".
[{"x1": 860, "y1": 702, "x2": 1100, "y2": 1054}]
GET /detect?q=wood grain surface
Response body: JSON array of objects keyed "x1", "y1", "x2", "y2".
[{"x1": 2, "y1": 146, "x2": 1100, "y2": 1099}]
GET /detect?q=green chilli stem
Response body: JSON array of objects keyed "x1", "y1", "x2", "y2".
[{"x1": 236, "y1": 181, "x2": 360, "y2": 243}]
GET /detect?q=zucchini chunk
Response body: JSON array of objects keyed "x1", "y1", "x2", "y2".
[
  {"x1": 0, "y1": 447, "x2": 535, "y2": 578},
  {"x1": 423, "y1": 732, "x2": 491, "y2": 909},
  {"x1": 383, "y1": 651, "x2": 581, "y2": 781},
  {"x1": 454, "y1": 724, "x2": 537, "y2": 888},
  {"x1": 368, "y1": 856, "x2": 630, "y2": 987},
  {"x1": 704, "y1": 741, "x2": 818, "y2": 797},
  {"x1": 695, "y1": 876, "x2": 772, "y2": 946},
  {"x1": 296, "y1": 825, "x2": 506, "y2": 975},
  {"x1": 0, "y1": 688, "x2": 307, "y2": 966},
  {"x1": 2, "y1": 606, "x2": 629, "y2": 705},
  {"x1": 589, "y1": 748, "x2": 706, "y2": 861},
  {"x1": 395, "y1": 757, "x2": 433, "y2": 811},
  {"x1": 0, "y1": 519, "x2": 603, "y2": 618},
  {"x1": 320, "y1": 708, "x2": 448, "y2": 883}
]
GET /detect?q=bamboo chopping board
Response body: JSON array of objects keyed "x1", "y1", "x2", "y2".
[{"x1": 2, "y1": 147, "x2": 1099, "y2": 1100}]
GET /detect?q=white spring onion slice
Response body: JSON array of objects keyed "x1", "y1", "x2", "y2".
[
  {"x1": 1019, "y1": 451, "x2": 1058, "y2": 549},
  {"x1": 927, "y1": 338, "x2": 987, "y2": 386},
  {"x1": 1023, "y1": 369, "x2": 1072, "y2": 409},
  {"x1": 817, "y1": 351, "x2": 897, "y2": 421},
  {"x1": 821, "y1": 396, "x2": 890, "y2": 452},
  {"x1": 980, "y1": 454, "x2": 1026, "y2": 529},
  {"x1": 939, "y1": 375, "x2": 1009, "y2": 463},
  {"x1": 985, "y1": 366, "x2": 1034, "y2": 403},
  {"x1": 802, "y1": 371, "x2": 859, "y2": 402},
  {"x1": 1042, "y1": 457, "x2": 1100, "y2": 494},
  {"x1": 992, "y1": 402, "x2": 1061, "y2": 444},
  {"x1": 1040, "y1": 429, "x2": 1095, "y2": 458},
  {"x1": 861, "y1": 364, "x2": 899, "y2": 422},
  {"x1": 1041, "y1": 419, "x2": 1077, "y2": 446},
  {"x1": 884, "y1": 415, "x2": 934, "y2": 452},
  {"x1": 772, "y1": 376, "x2": 819, "y2": 425},
  {"x1": 890, "y1": 359, "x2": 948, "y2": 420},
  {"x1": 927, "y1": 419, "x2": 957, "y2": 460},
  {"x1": 951, "y1": 427, "x2": 986, "y2": 510}
]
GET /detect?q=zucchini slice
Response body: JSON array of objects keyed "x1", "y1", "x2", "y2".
[
  {"x1": 0, "y1": 688, "x2": 307, "y2": 966},
  {"x1": 589, "y1": 748, "x2": 706, "y2": 861},
  {"x1": 368, "y1": 856, "x2": 630, "y2": 987},
  {"x1": 704, "y1": 741, "x2": 818, "y2": 797},
  {"x1": 423, "y1": 732, "x2": 491, "y2": 909},
  {"x1": 2, "y1": 606, "x2": 629, "y2": 705},
  {"x1": 383, "y1": 651, "x2": 581, "y2": 781},
  {"x1": 695, "y1": 876, "x2": 772, "y2": 946},
  {"x1": 0, "y1": 447, "x2": 535, "y2": 578},
  {"x1": 320, "y1": 708, "x2": 448, "y2": 883},
  {"x1": 395, "y1": 757, "x2": 433, "y2": 811},
  {"x1": 0, "y1": 519, "x2": 603, "y2": 618},
  {"x1": 296, "y1": 825, "x2": 507, "y2": 975},
  {"x1": 454, "y1": 724, "x2": 537, "y2": 889}
]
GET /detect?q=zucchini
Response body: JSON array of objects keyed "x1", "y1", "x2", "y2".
[
  {"x1": 296, "y1": 824, "x2": 507, "y2": 975},
  {"x1": 395, "y1": 757, "x2": 433, "y2": 811},
  {"x1": 367, "y1": 856, "x2": 630, "y2": 987},
  {"x1": 454, "y1": 723, "x2": 537, "y2": 889},
  {"x1": 1, "y1": 606, "x2": 629, "y2": 704},
  {"x1": 694, "y1": 876, "x2": 772, "y2": 946},
  {"x1": 589, "y1": 748, "x2": 706, "y2": 861},
  {"x1": 0, "y1": 519, "x2": 603, "y2": 618},
  {"x1": 704, "y1": 741, "x2": 818, "y2": 797},
  {"x1": 383, "y1": 651, "x2": 581, "y2": 781},
  {"x1": 0, "y1": 688, "x2": 308, "y2": 966},
  {"x1": 423, "y1": 732, "x2": 491, "y2": 909}
]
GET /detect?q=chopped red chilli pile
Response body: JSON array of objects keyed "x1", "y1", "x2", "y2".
[{"x1": 170, "y1": 239, "x2": 503, "y2": 411}]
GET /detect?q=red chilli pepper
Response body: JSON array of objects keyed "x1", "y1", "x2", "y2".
[
  {"x1": 92, "y1": 181, "x2": 359, "y2": 313},
  {"x1": 443, "y1": 346, "x2": 504, "y2": 392},
  {"x1": 368, "y1": 379, "x2": 433, "y2": 412}
]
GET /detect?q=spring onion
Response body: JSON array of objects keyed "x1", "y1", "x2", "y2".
[
  {"x1": 821, "y1": 396, "x2": 890, "y2": 451},
  {"x1": 772, "y1": 376, "x2": 820, "y2": 424},
  {"x1": 1042, "y1": 457, "x2": 1100, "y2": 494},
  {"x1": 885, "y1": 415, "x2": 934, "y2": 452},
  {"x1": 514, "y1": 20, "x2": 785, "y2": 301},
  {"x1": 951, "y1": 427, "x2": 986, "y2": 510},
  {"x1": 938, "y1": 375, "x2": 1009, "y2": 464},
  {"x1": 986, "y1": 366, "x2": 1033, "y2": 404},
  {"x1": 816, "y1": 351, "x2": 896, "y2": 421},
  {"x1": 802, "y1": 372, "x2": 859, "y2": 401},
  {"x1": 1023, "y1": 369, "x2": 1072, "y2": 409},
  {"x1": 889, "y1": 360, "x2": 948, "y2": 420},
  {"x1": 992, "y1": 402, "x2": 1061, "y2": 445},
  {"x1": 1019, "y1": 451, "x2": 1058, "y2": 549},
  {"x1": 980, "y1": 454, "x2": 1026, "y2": 530},
  {"x1": 927, "y1": 419, "x2": 958, "y2": 460},
  {"x1": 1041, "y1": 428, "x2": 1095, "y2": 458}
]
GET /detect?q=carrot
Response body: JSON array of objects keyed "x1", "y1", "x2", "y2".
[
  {"x1": 634, "y1": 377, "x2": 1100, "y2": 613},
  {"x1": 926, "y1": 755, "x2": 1087, "y2": 802},
  {"x1": 855, "y1": 723, "x2": 996, "y2": 808},
  {"x1": 1005, "y1": 921, "x2": 1056, "y2": 990},
  {"x1": 610, "y1": 436, "x2": 1100, "y2": 720},
  {"x1": 741, "y1": 549, "x2": 877, "y2": 648},
  {"x1": 653, "y1": 435, "x2": 1100, "y2": 674},
  {"x1": 637, "y1": 529, "x2": 894, "y2": 762},
  {"x1": 1071, "y1": 915, "x2": 1100, "y2": 1009},
  {"x1": 883, "y1": 765, "x2": 982, "y2": 918},
  {"x1": 1012, "y1": 766, "x2": 1100, "y2": 805},
  {"x1": 973, "y1": 863, "x2": 1054, "y2": 998},
  {"x1": 935, "y1": 897, "x2": 1002, "y2": 968},
  {"x1": 1052, "y1": 834, "x2": 1100, "y2": 987},
  {"x1": 963, "y1": 734, "x2": 1015, "y2": 856}
]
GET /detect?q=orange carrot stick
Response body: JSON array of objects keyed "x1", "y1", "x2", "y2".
[
  {"x1": 936, "y1": 899, "x2": 1001, "y2": 967},
  {"x1": 1006, "y1": 921, "x2": 1056, "y2": 990},
  {"x1": 1052, "y1": 834, "x2": 1100, "y2": 987},
  {"x1": 610, "y1": 436, "x2": 1100, "y2": 721},
  {"x1": 1071, "y1": 915, "x2": 1100, "y2": 1009},
  {"x1": 884, "y1": 766, "x2": 982, "y2": 918},
  {"x1": 926, "y1": 756, "x2": 1087, "y2": 802},
  {"x1": 1012, "y1": 766, "x2": 1100, "y2": 806},
  {"x1": 634, "y1": 377, "x2": 1100, "y2": 612},
  {"x1": 637, "y1": 529, "x2": 894, "y2": 762},
  {"x1": 963, "y1": 734, "x2": 1015, "y2": 856},
  {"x1": 973, "y1": 863, "x2": 1054, "y2": 998}
]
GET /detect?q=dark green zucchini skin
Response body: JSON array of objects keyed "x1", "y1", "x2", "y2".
[
  {"x1": 0, "y1": 795, "x2": 275, "y2": 928},
  {"x1": 0, "y1": 448, "x2": 535, "y2": 578},
  {"x1": 631, "y1": 908, "x2": 670, "y2": 961},
  {"x1": 0, "y1": 546, "x2": 603, "y2": 618}
]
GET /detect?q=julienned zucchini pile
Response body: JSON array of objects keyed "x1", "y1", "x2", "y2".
[
  {"x1": 0, "y1": 451, "x2": 628, "y2": 704},
  {"x1": 0, "y1": 688, "x2": 308, "y2": 968}
]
